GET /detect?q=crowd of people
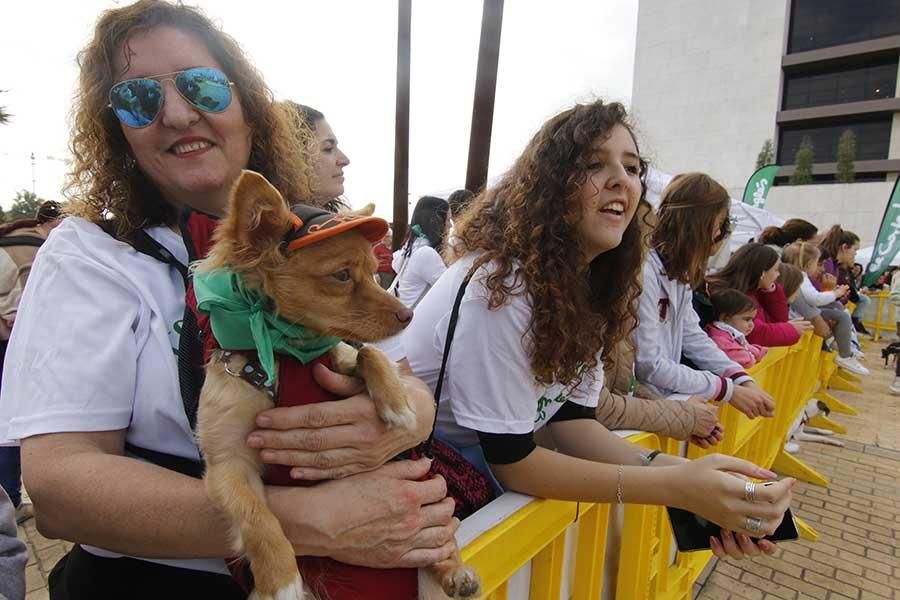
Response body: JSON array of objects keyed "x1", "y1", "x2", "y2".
[{"x1": 0, "y1": 1, "x2": 890, "y2": 599}]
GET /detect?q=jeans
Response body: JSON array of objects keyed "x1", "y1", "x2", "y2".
[
  {"x1": 0, "y1": 445, "x2": 21, "y2": 507},
  {"x1": 820, "y1": 305, "x2": 853, "y2": 358}
]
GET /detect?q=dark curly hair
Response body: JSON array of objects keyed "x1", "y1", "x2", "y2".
[{"x1": 449, "y1": 100, "x2": 649, "y2": 387}]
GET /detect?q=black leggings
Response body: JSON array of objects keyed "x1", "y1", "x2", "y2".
[{"x1": 49, "y1": 545, "x2": 246, "y2": 600}]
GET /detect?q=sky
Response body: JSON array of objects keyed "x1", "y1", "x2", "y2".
[{"x1": 0, "y1": 1, "x2": 638, "y2": 220}]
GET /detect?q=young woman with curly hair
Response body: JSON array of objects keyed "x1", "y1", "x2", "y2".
[
  {"x1": 632, "y1": 173, "x2": 777, "y2": 420},
  {"x1": 393, "y1": 101, "x2": 793, "y2": 560},
  {"x1": 0, "y1": 1, "x2": 455, "y2": 596}
]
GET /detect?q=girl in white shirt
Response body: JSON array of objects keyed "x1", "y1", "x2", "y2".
[
  {"x1": 782, "y1": 241, "x2": 866, "y2": 375},
  {"x1": 391, "y1": 196, "x2": 449, "y2": 308},
  {"x1": 396, "y1": 101, "x2": 794, "y2": 560}
]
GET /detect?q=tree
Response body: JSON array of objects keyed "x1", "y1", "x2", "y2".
[
  {"x1": 836, "y1": 129, "x2": 857, "y2": 183},
  {"x1": 755, "y1": 138, "x2": 774, "y2": 170},
  {"x1": 7, "y1": 190, "x2": 43, "y2": 221},
  {"x1": 789, "y1": 136, "x2": 815, "y2": 185}
]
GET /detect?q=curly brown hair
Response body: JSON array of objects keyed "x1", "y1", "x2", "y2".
[
  {"x1": 64, "y1": 0, "x2": 316, "y2": 240},
  {"x1": 449, "y1": 100, "x2": 649, "y2": 387}
]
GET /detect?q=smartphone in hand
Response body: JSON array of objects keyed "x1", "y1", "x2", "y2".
[{"x1": 667, "y1": 506, "x2": 799, "y2": 552}]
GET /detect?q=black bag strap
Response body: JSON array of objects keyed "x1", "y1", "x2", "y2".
[
  {"x1": 99, "y1": 217, "x2": 205, "y2": 477},
  {"x1": 123, "y1": 442, "x2": 204, "y2": 478},
  {"x1": 426, "y1": 269, "x2": 473, "y2": 452},
  {"x1": 0, "y1": 235, "x2": 45, "y2": 248}
]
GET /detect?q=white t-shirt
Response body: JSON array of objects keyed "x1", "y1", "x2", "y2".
[
  {"x1": 0, "y1": 217, "x2": 228, "y2": 575},
  {"x1": 390, "y1": 253, "x2": 601, "y2": 448},
  {"x1": 391, "y1": 238, "x2": 446, "y2": 308}
]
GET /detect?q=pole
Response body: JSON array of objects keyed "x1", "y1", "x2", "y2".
[
  {"x1": 465, "y1": 0, "x2": 504, "y2": 194},
  {"x1": 392, "y1": 0, "x2": 412, "y2": 251},
  {"x1": 30, "y1": 152, "x2": 36, "y2": 194}
]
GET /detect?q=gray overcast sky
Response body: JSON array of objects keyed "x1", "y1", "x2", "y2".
[{"x1": 0, "y1": 1, "x2": 638, "y2": 219}]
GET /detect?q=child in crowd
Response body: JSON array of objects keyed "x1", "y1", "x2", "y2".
[
  {"x1": 778, "y1": 263, "x2": 805, "y2": 318},
  {"x1": 782, "y1": 242, "x2": 867, "y2": 375},
  {"x1": 706, "y1": 289, "x2": 768, "y2": 368},
  {"x1": 707, "y1": 242, "x2": 810, "y2": 348}
]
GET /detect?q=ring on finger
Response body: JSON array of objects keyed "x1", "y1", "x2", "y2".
[
  {"x1": 744, "y1": 481, "x2": 757, "y2": 503},
  {"x1": 745, "y1": 516, "x2": 763, "y2": 534}
]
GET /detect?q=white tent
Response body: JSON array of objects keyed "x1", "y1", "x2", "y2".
[{"x1": 855, "y1": 245, "x2": 900, "y2": 269}]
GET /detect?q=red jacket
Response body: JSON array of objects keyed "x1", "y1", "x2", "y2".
[
  {"x1": 374, "y1": 242, "x2": 394, "y2": 274},
  {"x1": 745, "y1": 283, "x2": 800, "y2": 347}
]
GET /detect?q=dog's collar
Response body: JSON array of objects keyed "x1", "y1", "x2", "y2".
[{"x1": 217, "y1": 350, "x2": 276, "y2": 400}]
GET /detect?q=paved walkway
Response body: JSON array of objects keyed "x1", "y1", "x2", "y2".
[
  {"x1": 695, "y1": 340, "x2": 900, "y2": 600},
  {"x1": 16, "y1": 343, "x2": 900, "y2": 599}
]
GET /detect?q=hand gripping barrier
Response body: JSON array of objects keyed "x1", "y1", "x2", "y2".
[{"x1": 458, "y1": 331, "x2": 852, "y2": 599}]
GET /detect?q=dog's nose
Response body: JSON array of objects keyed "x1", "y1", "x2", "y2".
[{"x1": 396, "y1": 307, "x2": 414, "y2": 324}]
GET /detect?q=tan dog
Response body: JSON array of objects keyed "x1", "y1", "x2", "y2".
[{"x1": 195, "y1": 171, "x2": 480, "y2": 600}]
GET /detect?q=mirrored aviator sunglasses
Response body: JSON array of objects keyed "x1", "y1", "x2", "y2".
[{"x1": 108, "y1": 67, "x2": 234, "y2": 128}]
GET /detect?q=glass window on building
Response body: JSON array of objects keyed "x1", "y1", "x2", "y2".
[
  {"x1": 783, "y1": 59, "x2": 899, "y2": 109},
  {"x1": 789, "y1": 0, "x2": 900, "y2": 53},
  {"x1": 777, "y1": 116, "x2": 892, "y2": 163}
]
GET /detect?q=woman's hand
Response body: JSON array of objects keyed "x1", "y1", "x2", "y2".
[
  {"x1": 710, "y1": 530, "x2": 777, "y2": 559},
  {"x1": 686, "y1": 396, "x2": 720, "y2": 437},
  {"x1": 789, "y1": 318, "x2": 813, "y2": 335},
  {"x1": 269, "y1": 458, "x2": 459, "y2": 568},
  {"x1": 672, "y1": 454, "x2": 795, "y2": 541},
  {"x1": 248, "y1": 362, "x2": 436, "y2": 480},
  {"x1": 729, "y1": 382, "x2": 775, "y2": 419},
  {"x1": 690, "y1": 423, "x2": 724, "y2": 448}
]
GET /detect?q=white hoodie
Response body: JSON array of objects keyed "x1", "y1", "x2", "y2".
[
  {"x1": 391, "y1": 237, "x2": 446, "y2": 308},
  {"x1": 632, "y1": 250, "x2": 753, "y2": 401}
]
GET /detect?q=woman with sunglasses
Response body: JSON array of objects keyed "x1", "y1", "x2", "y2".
[
  {"x1": 632, "y1": 173, "x2": 776, "y2": 420},
  {"x1": 0, "y1": 2, "x2": 455, "y2": 598}
]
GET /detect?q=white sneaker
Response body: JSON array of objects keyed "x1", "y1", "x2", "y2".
[
  {"x1": 784, "y1": 442, "x2": 801, "y2": 454},
  {"x1": 890, "y1": 378, "x2": 900, "y2": 395},
  {"x1": 834, "y1": 355, "x2": 870, "y2": 376},
  {"x1": 852, "y1": 348, "x2": 866, "y2": 360}
]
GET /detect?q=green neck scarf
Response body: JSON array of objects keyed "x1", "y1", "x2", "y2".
[{"x1": 193, "y1": 269, "x2": 341, "y2": 385}]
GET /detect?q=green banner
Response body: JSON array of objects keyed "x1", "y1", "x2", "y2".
[
  {"x1": 863, "y1": 176, "x2": 900, "y2": 287},
  {"x1": 742, "y1": 164, "x2": 780, "y2": 208}
]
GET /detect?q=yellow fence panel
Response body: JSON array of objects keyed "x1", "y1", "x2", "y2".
[{"x1": 458, "y1": 330, "x2": 840, "y2": 599}]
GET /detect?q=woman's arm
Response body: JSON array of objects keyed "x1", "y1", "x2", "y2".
[
  {"x1": 22, "y1": 431, "x2": 457, "y2": 568},
  {"x1": 488, "y1": 419, "x2": 793, "y2": 536}
]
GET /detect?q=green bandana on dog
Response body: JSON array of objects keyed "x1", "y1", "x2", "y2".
[{"x1": 193, "y1": 268, "x2": 341, "y2": 385}]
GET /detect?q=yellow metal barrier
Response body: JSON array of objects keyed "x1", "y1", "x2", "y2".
[
  {"x1": 459, "y1": 331, "x2": 841, "y2": 599},
  {"x1": 861, "y1": 290, "x2": 895, "y2": 341}
]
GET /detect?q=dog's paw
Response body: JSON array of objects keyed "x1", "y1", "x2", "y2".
[
  {"x1": 442, "y1": 565, "x2": 482, "y2": 599},
  {"x1": 249, "y1": 575, "x2": 307, "y2": 600},
  {"x1": 380, "y1": 405, "x2": 417, "y2": 430}
]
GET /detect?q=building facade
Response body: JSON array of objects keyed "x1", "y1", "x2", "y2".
[{"x1": 631, "y1": 0, "x2": 900, "y2": 244}]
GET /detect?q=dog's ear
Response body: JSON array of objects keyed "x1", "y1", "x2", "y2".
[
  {"x1": 228, "y1": 170, "x2": 294, "y2": 252},
  {"x1": 346, "y1": 202, "x2": 376, "y2": 217}
]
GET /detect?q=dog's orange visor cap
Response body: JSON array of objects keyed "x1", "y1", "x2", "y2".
[{"x1": 282, "y1": 204, "x2": 389, "y2": 252}]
